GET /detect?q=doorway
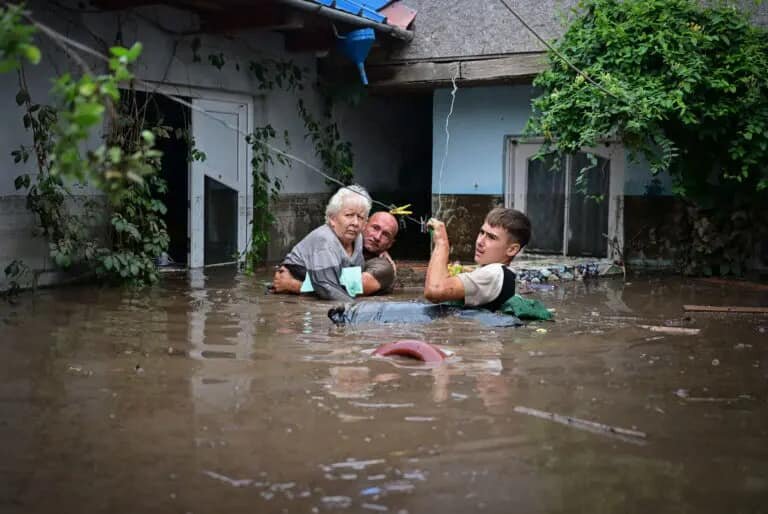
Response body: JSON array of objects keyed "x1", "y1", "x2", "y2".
[
  {"x1": 128, "y1": 90, "x2": 190, "y2": 266},
  {"x1": 190, "y1": 98, "x2": 249, "y2": 268},
  {"x1": 506, "y1": 140, "x2": 624, "y2": 259}
]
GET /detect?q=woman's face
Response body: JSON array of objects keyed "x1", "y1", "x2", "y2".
[{"x1": 329, "y1": 204, "x2": 367, "y2": 247}]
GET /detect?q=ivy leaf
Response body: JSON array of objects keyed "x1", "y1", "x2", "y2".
[{"x1": 73, "y1": 102, "x2": 105, "y2": 127}]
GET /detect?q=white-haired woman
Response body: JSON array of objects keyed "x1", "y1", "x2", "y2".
[{"x1": 277, "y1": 185, "x2": 372, "y2": 301}]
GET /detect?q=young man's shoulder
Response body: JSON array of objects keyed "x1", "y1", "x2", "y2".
[{"x1": 457, "y1": 262, "x2": 515, "y2": 308}]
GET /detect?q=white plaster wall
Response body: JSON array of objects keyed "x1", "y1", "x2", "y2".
[{"x1": 432, "y1": 84, "x2": 672, "y2": 196}]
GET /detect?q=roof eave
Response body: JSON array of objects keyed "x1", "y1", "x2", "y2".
[{"x1": 276, "y1": 0, "x2": 414, "y2": 41}]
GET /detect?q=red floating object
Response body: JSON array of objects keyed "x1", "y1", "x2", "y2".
[{"x1": 372, "y1": 340, "x2": 447, "y2": 363}]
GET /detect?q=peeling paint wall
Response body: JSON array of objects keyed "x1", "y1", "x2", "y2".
[{"x1": 432, "y1": 194, "x2": 504, "y2": 262}]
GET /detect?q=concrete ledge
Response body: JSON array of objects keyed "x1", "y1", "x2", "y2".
[{"x1": 394, "y1": 256, "x2": 624, "y2": 289}]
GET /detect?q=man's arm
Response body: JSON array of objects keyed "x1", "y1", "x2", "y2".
[
  {"x1": 362, "y1": 272, "x2": 382, "y2": 295},
  {"x1": 273, "y1": 264, "x2": 381, "y2": 296},
  {"x1": 424, "y1": 219, "x2": 465, "y2": 303},
  {"x1": 362, "y1": 254, "x2": 396, "y2": 295},
  {"x1": 272, "y1": 266, "x2": 302, "y2": 294}
]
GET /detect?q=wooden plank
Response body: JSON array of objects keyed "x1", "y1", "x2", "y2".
[
  {"x1": 364, "y1": 53, "x2": 549, "y2": 87},
  {"x1": 638, "y1": 325, "x2": 701, "y2": 335},
  {"x1": 460, "y1": 53, "x2": 548, "y2": 81},
  {"x1": 366, "y1": 61, "x2": 460, "y2": 86},
  {"x1": 683, "y1": 305, "x2": 768, "y2": 314}
]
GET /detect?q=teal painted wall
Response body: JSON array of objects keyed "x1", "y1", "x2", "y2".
[{"x1": 432, "y1": 85, "x2": 673, "y2": 196}]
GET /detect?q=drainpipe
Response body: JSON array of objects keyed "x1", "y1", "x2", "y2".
[{"x1": 277, "y1": 0, "x2": 414, "y2": 42}]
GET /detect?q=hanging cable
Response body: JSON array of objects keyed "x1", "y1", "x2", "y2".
[
  {"x1": 435, "y1": 62, "x2": 459, "y2": 220},
  {"x1": 495, "y1": 0, "x2": 621, "y2": 100},
  {"x1": 22, "y1": 13, "x2": 425, "y2": 227}
]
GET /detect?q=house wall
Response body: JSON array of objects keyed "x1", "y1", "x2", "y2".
[
  {"x1": 0, "y1": 0, "x2": 422, "y2": 289},
  {"x1": 431, "y1": 84, "x2": 675, "y2": 262}
]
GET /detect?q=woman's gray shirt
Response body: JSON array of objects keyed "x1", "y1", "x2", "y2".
[{"x1": 282, "y1": 224, "x2": 364, "y2": 302}]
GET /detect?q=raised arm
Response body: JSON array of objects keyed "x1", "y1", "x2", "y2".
[{"x1": 424, "y1": 219, "x2": 465, "y2": 303}]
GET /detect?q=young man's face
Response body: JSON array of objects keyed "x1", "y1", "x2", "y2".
[{"x1": 474, "y1": 223, "x2": 521, "y2": 265}]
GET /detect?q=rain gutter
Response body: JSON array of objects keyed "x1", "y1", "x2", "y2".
[{"x1": 277, "y1": 0, "x2": 415, "y2": 41}]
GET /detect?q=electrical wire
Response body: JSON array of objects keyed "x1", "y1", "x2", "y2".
[
  {"x1": 435, "y1": 62, "x2": 459, "y2": 220},
  {"x1": 495, "y1": 0, "x2": 621, "y2": 100},
  {"x1": 22, "y1": 12, "x2": 425, "y2": 227}
]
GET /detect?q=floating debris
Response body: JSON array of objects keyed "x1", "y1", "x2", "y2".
[
  {"x1": 638, "y1": 325, "x2": 700, "y2": 335},
  {"x1": 201, "y1": 470, "x2": 254, "y2": 488},
  {"x1": 325, "y1": 459, "x2": 386, "y2": 471},
  {"x1": 362, "y1": 503, "x2": 388, "y2": 512},
  {"x1": 321, "y1": 496, "x2": 352, "y2": 509},
  {"x1": 513, "y1": 406, "x2": 646, "y2": 442},
  {"x1": 350, "y1": 402, "x2": 415, "y2": 409}
]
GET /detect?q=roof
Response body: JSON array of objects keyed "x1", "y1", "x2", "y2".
[
  {"x1": 375, "y1": 0, "x2": 768, "y2": 64},
  {"x1": 307, "y1": 0, "x2": 417, "y2": 30},
  {"x1": 378, "y1": 0, "x2": 577, "y2": 63}
]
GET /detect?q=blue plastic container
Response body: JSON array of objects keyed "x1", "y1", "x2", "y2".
[{"x1": 338, "y1": 28, "x2": 376, "y2": 85}]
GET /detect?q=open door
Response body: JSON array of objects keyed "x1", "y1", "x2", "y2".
[{"x1": 190, "y1": 99, "x2": 248, "y2": 267}]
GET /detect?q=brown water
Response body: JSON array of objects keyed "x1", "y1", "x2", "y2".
[{"x1": 1, "y1": 270, "x2": 767, "y2": 514}]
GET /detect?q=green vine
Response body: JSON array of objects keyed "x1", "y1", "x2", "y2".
[
  {"x1": 526, "y1": 0, "x2": 768, "y2": 274},
  {"x1": 297, "y1": 98, "x2": 354, "y2": 185},
  {"x1": 243, "y1": 125, "x2": 291, "y2": 272},
  {"x1": 2, "y1": 4, "x2": 169, "y2": 288},
  {"x1": 248, "y1": 58, "x2": 305, "y2": 92}
]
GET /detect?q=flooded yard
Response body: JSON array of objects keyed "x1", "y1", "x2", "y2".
[{"x1": 1, "y1": 271, "x2": 767, "y2": 513}]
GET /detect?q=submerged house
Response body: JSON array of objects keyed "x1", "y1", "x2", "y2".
[{"x1": 0, "y1": 0, "x2": 431, "y2": 290}]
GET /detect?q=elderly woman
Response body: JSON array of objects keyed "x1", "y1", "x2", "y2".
[{"x1": 277, "y1": 185, "x2": 372, "y2": 302}]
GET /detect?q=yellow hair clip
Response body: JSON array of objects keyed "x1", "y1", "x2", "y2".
[{"x1": 389, "y1": 204, "x2": 413, "y2": 216}]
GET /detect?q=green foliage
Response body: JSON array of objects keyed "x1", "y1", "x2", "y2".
[
  {"x1": 3, "y1": 259, "x2": 34, "y2": 299},
  {"x1": 4, "y1": 9, "x2": 169, "y2": 289},
  {"x1": 94, "y1": 174, "x2": 169, "y2": 286},
  {"x1": 297, "y1": 99, "x2": 354, "y2": 185},
  {"x1": 248, "y1": 58, "x2": 305, "y2": 92},
  {"x1": 50, "y1": 43, "x2": 154, "y2": 202},
  {"x1": 528, "y1": 0, "x2": 768, "y2": 274},
  {"x1": 208, "y1": 52, "x2": 225, "y2": 70},
  {"x1": 244, "y1": 125, "x2": 291, "y2": 272},
  {"x1": 0, "y1": 4, "x2": 40, "y2": 72}
]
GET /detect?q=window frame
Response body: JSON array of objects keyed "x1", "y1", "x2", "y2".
[{"x1": 504, "y1": 137, "x2": 625, "y2": 260}]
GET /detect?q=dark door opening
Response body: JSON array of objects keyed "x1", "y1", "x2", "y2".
[
  {"x1": 203, "y1": 176, "x2": 238, "y2": 265},
  {"x1": 127, "y1": 90, "x2": 191, "y2": 266},
  {"x1": 374, "y1": 92, "x2": 433, "y2": 261}
]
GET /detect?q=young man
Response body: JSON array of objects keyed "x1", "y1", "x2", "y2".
[
  {"x1": 272, "y1": 211, "x2": 399, "y2": 296},
  {"x1": 424, "y1": 207, "x2": 531, "y2": 311}
]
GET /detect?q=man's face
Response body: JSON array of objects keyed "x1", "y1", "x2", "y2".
[
  {"x1": 474, "y1": 222, "x2": 520, "y2": 265},
  {"x1": 363, "y1": 212, "x2": 398, "y2": 254}
]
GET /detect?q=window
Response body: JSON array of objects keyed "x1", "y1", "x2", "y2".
[{"x1": 505, "y1": 140, "x2": 624, "y2": 259}]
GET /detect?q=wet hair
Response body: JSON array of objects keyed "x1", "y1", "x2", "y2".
[
  {"x1": 484, "y1": 207, "x2": 531, "y2": 247},
  {"x1": 325, "y1": 184, "x2": 372, "y2": 223}
]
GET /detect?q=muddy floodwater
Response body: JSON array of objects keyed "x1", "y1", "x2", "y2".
[{"x1": 1, "y1": 271, "x2": 767, "y2": 514}]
